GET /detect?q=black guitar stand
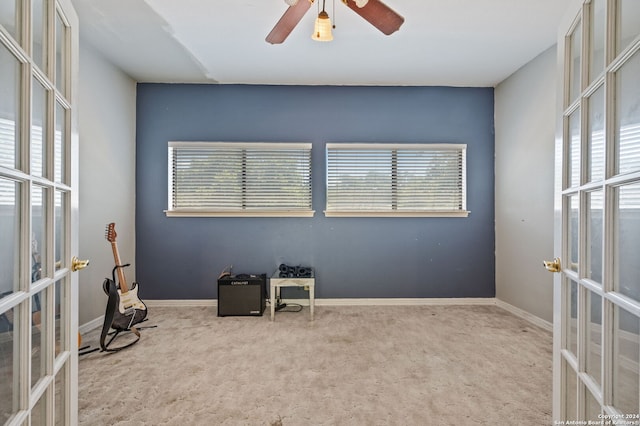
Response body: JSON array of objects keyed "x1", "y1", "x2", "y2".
[
  {"x1": 79, "y1": 343, "x2": 99, "y2": 356},
  {"x1": 100, "y1": 320, "x2": 157, "y2": 352}
]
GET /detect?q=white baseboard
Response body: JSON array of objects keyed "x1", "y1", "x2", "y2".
[
  {"x1": 78, "y1": 315, "x2": 104, "y2": 334},
  {"x1": 308, "y1": 297, "x2": 496, "y2": 306},
  {"x1": 80, "y1": 298, "x2": 551, "y2": 334},
  {"x1": 143, "y1": 297, "x2": 495, "y2": 307},
  {"x1": 144, "y1": 299, "x2": 217, "y2": 307},
  {"x1": 495, "y1": 299, "x2": 552, "y2": 332}
]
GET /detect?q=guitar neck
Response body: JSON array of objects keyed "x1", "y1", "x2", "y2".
[{"x1": 110, "y1": 241, "x2": 130, "y2": 293}]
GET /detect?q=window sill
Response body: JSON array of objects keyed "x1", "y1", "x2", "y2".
[
  {"x1": 323, "y1": 210, "x2": 470, "y2": 218},
  {"x1": 165, "y1": 210, "x2": 315, "y2": 218}
]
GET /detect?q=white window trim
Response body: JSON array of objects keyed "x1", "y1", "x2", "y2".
[
  {"x1": 166, "y1": 141, "x2": 314, "y2": 218},
  {"x1": 324, "y1": 143, "x2": 470, "y2": 218}
]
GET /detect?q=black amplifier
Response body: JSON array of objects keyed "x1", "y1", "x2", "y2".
[{"x1": 217, "y1": 273, "x2": 266, "y2": 317}]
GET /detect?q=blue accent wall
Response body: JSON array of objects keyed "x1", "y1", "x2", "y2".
[{"x1": 135, "y1": 84, "x2": 495, "y2": 299}]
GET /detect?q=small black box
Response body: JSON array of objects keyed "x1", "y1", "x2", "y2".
[{"x1": 217, "y1": 274, "x2": 266, "y2": 317}]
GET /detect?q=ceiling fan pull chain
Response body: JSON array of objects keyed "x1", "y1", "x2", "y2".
[{"x1": 332, "y1": 0, "x2": 336, "y2": 28}]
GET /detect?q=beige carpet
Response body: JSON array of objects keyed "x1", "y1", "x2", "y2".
[{"x1": 78, "y1": 304, "x2": 552, "y2": 425}]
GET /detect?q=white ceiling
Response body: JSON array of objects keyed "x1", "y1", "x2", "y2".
[{"x1": 70, "y1": 0, "x2": 571, "y2": 87}]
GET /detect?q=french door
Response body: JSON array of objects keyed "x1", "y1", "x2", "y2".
[
  {"x1": 553, "y1": 0, "x2": 640, "y2": 422},
  {"x1": 0, "y1": 0, "x2": 80, "y2": 424}
]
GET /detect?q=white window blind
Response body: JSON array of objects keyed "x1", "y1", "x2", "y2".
[
  {"x1": 325, "y1": 143, "x2": 469, "y2": 217},
  {"x1": 0, "y1": 118, "x2": 18, "y2": 205},
  {"x1": 167, "y1": 142, "x2": 313, "y2": 217}
]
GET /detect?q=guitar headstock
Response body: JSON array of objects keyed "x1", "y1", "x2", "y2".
[{"x1": 105, "y1": 223, "x2": 117, "y2": 243}]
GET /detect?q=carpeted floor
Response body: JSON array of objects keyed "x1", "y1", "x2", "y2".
[{"x1": 78, "y1": 304, "x2": 552, "y2": 425}]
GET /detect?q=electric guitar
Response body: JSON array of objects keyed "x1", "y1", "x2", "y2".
[{"x1": 104, "y1": 223, "x2": 147, "y2": 331}]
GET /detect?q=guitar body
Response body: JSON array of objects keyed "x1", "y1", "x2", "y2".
[
  {"x1": 116, "y1": 283, "x2": 146, "y2": 314},
  {"x1": 115, "y1": 282, "x2": 147, "y2": 330},
  {"x1": 102, "y1": 278, "x2": 147, "y2": 331}
]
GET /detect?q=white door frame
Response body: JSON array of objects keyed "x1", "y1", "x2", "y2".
[
  {"x1": 553, "y1": 2, "x2": 582, "y2": 422},
  {"x1": 62, "y1": 0, "x2": 80, "y2": 422},
  {"x1": 554, "y1": 0, "x2": 640, "y2": 421},
  {"x1": 0, "y1": 0, "x2": 79, "y2": 424}
]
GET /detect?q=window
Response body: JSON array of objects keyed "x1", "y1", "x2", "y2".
[
  {"x1": 325, "y1": 143, "x2": 468, "y2": 217},
  {"x1": 167, "y1": 142, "x2": 313, "y2": 217}
]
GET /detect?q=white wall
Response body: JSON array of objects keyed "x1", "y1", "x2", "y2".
[
  {"x1": 494, "y1": 45, "x2": 557, "y2": 323},
  {"x1": 78, "y1": 42, "x2": 136, "y2": 326}
]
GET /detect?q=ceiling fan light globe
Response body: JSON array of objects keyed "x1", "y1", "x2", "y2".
[
  {"x1": 354, "y1": 0, "x2": 368, "y2": 7},
  {"x1": 284, "y1": 0, "x2": 299, "y2": 6},
  {"x1": 311, "y1": 11, "x2": 333, "y2": 41}
]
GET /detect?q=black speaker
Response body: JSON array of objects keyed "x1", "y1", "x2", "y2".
[
  {"x1": 217, "y1": 274, "x2": 266, "y2": 317},
  {"x1": 278, "y1": 263, "x2": 313, "y2": 278}
]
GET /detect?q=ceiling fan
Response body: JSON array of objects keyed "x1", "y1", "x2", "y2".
[{"x1": 266, "y1": 0, "x2": 405, "y2": 44}]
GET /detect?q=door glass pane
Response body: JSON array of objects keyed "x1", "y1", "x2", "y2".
[
  {"x1": 615, "y1": 49, "x2": 640, "y2": 176},
  {"x1": 31, "y1": 78, "x2": 47, "y2": 178},
  {"x1": 587, "y1": 85, "x2": 605, "y2": 182},
  {"x1": 569, "y1": 109, "x2": 581, "y2": 188},
  {"x1": 31, "y1": 389, "x2": 47, "y2": 425},
  {"x1": 0, "y1": 304, "x2": 20, "y2": 424},
  {"x1": 31, "y1": 0, "x2": 47, "y2": 72},
  {"x1": 585, "y1": 388, "x2": 601, "y2": 421},
  {"x1": 0, "y1": 178, "x2": 21, "y2": 295},
  {"x1": 587, "y1": 190, "x2": 603, "y2": 284},
  {"x1": 587, "y1": 291, "x2": 602, "y2": 387},
  {"x1": 617, "y1": 0, "x2": 640, "y2": 55},
  {"x1": 0, "y1": 0, "x2": 20, "y2": 43},
  {"x1": 565, "y1": 358, "x2": 578, "y2": 421},
  {"x1": 54, "y1": 279, "x2": 65, "y2": 358},
  {"x1": 4, "y1": 0, "x2": 75, "y2": 424},
  {"x1": 55, "y1": 12, "x2": 66, "y2": 95},
  {"x1": 614, "y1": 182, "x2": 640, "y2": 301},
  {"x1": 568, "y1": 280, "x2": 579, "y2": 356},
  {"x1": 55, "y1": 364, "x2": 66, "y2": 425},
  {"x1": 31, "y1": 290, "x2": 46, "y2": 388},
  {"x1": 54, "y1": 190, "x2": 65, "y2": 270},
  {"x1": 569, "y1": 19, "x2": 583, "y2": 103},
  {"x1": 0, "y1": 43, "x2": 21, "y2": 170},
  {"x1": 54, "y1": 102, "x2": 65, "y2": 183},
  {"x1": 590, "y1": 0, "x2": 606, "y2": 80},
  {"x1": 613, "y1": 305, "x2": 639, "y2": 414},
  {"x1": 32, "y1": 185, "x2": 47, "y2": 282},
  {"x1": 569, "y1": 194, "x2": 580, "y2": 273}
]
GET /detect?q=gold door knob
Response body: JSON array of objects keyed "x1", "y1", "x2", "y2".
[
  {"x1": 71, "y1": 256, "x2": 90, "y2": 272},
  {"x1": 543, "y1": 257, "x2": 561, "y2": 273}
]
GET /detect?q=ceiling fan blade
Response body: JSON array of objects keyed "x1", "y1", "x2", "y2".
[
  {"x1": 266, "y1": 0, "x2": 314, "y2": 44},
  {"x1": 343, "y1": 0, "x2": 404, "y2": 36}
]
